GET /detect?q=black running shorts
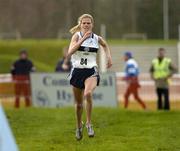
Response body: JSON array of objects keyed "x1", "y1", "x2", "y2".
[{"x1": 69, "y1": 67, "x2": 100, "y2": 89}]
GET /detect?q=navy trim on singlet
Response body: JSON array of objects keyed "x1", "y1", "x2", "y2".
[
  {"x1": 78, "y1": 46, "x2": 98, "y2": 53},
  {"x1": 80, "y1": 31, "x2": 83, "y2": 37}
]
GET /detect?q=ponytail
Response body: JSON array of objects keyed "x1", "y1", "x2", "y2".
[
  {"x1": 69, "y1": 24, "x2": 81, "y2": 34},
  {"x1": 69, "y1": 14, "x2": 94, "y2": 35}
]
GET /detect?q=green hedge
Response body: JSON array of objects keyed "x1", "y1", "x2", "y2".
[{"x1": 0, "y1": 40, "x2": 69, "y2": 73}]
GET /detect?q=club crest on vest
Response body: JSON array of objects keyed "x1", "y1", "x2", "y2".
[{"x1": 84, "y1": 47, "x2": 90, "y2": 52}]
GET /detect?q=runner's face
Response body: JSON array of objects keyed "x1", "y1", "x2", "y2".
[{"x1": 80, "y1": 18, "x2": 93, "y2": 32}]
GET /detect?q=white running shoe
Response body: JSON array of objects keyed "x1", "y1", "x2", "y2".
[
  {"x1": 86, "y1": 124, "x2": 94, "y2": 137},
  {"x1": 76, "y1": 127, "x2": 83, "y2": 140},
  {"x1": 75, "y1": 122, "x2": 84, "y2": 140}
]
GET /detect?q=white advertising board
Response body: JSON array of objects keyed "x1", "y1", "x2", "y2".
[{"x1": 30, "y1": 73, "x2": 117, "y2": 107}]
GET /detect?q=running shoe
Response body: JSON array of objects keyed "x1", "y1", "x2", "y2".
[
  {"x1": 75, "y1": 127, "x2": 83, "y2": 140},
  {"x1": 86, "y1": 124, "x2": 94, "y2": 137}
]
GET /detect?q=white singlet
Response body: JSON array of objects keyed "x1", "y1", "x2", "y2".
[{"x1": 71, "y1": 32, "x2": 99, "y2": 68}]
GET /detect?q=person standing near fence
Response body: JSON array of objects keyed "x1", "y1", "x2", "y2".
[
  {"x1": 149, "y1": 48, "x2": 177, "y2": 110},
  {"x1": 63, "y1": 14, "x2": 112, "y2": 140},
  {"x1": 122, "y1": 52, "x2": 146, "y2": 109},
  {"x1": 55, "y1": 47, "x2": 72, "y2": 72},
  {"x1": 11, "y1": 49, "x2": 35, "y2": 108}
]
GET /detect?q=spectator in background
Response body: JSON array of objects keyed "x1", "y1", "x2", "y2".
[
  {"x1": 122, "y1": 52, "x2": 146, "y2": 109},
  {"x1": 149, "y1": 48, "x2": 177, "y2": 110},
  {"x1": 11, "y1": 49, "x2": 35, "y2": 108},
  {"x1": 55, "y1": 47, "x2": 71, "y2": 72}
]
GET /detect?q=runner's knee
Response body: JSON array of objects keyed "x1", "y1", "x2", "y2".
[
  {"x1": 84, "y1": 90, "x2": 92, "y2": 99},
  {"x1": 75, "y1": 103, "x2": 83, "y2": 109}
]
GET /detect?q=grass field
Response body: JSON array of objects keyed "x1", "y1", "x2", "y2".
[{"x1": 5, "y1": 106, "x2": 180, "y2": 151}]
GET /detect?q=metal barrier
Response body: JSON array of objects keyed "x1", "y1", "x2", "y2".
[
  {"x1": 0, "y1": 73, "x2": 180, "y2": 107},
  {"x1": 0, "y1": 74, "x2": 31, "y2": 107}
]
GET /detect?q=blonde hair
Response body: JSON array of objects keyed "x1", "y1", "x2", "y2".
[{"x1": 69, "y1": 14, "x2": 94, "y2": 34}]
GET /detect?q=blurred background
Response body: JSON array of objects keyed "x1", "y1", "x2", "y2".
[
  {"x1": 0, "y1": 0, "x2": 179, "y2": 39},
  {"x1": 0, "y1": 0, "x2": 180, "y2": 110}
]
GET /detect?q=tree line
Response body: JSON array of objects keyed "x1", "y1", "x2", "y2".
[{"x1": 0, "y1": 0, "x2": 179, "y2": 39}]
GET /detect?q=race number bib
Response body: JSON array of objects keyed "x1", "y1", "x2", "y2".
[{"x1": 80, "y1": 58, "x2": 88, "y2": 65}]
